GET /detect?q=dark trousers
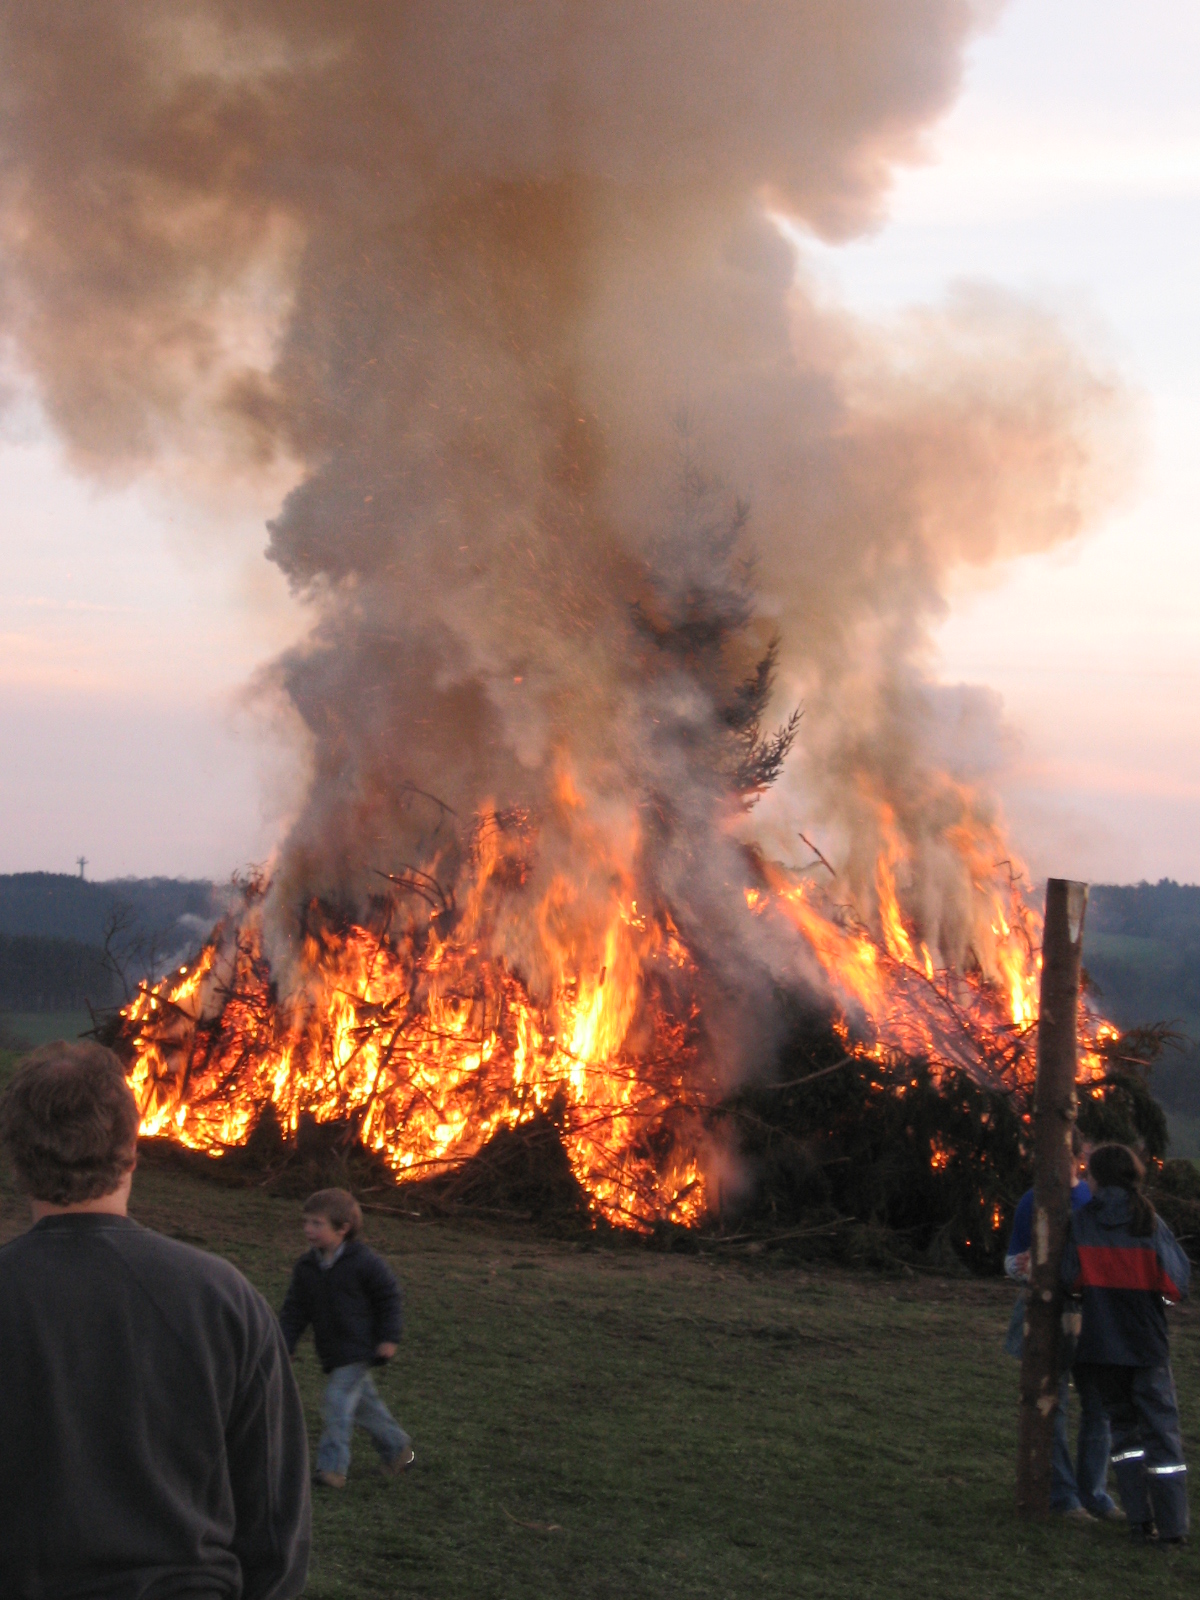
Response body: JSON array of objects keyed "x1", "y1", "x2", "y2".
[{"x1": 1074, "y1": 1362, "x2": 1188, "y2": 1539}]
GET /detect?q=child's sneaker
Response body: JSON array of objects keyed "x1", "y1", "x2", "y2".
[
  {"x1": 313, "y1": 1470, "x2": 346, "y2": 1489},
  {"x1": 380, "y1": 1447, "x2": 416, "y2": 1477}
]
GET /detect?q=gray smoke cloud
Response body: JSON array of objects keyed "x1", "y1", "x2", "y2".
[{"x1": 0, "y1": 2, "x2": 1129, "y2": 1072}]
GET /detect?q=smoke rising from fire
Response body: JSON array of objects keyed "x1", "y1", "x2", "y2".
[{"x1": 0, "y1": 4, "x2": 1128, "y2": 1075}]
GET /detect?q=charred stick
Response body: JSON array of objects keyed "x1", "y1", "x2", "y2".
[{"x1": 797, "y1": 831, "x2": 836, "y2": 878}]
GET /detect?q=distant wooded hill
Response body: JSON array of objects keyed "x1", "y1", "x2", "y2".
[
  {"x1": 0, "y1": 935, "x2": 119, "y2": 1012},
  {"x1": 0, "y1": 873, "x2": 219, "y2": 946},
  {"x1": 1089, "y1": 879, "x2": 1200, "y2": 944},
  {"x1": 0, "y1": 873, "x2": 221, "y2": 1014}
]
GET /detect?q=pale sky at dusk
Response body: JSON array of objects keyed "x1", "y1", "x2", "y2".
[
  {"x1": 804, "y1": 0, "x2": 1200, "y2": 888},
  {"x1": 1, "y1": 0, "x2": 1198, "y2": 885}
]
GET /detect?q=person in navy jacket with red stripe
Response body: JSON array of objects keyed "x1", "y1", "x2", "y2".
[{"x1": 1062, "y1": 1143, "x2": 1191, "y2": 1545}]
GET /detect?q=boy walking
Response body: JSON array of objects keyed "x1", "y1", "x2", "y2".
[{"x1": 280, "y1": 1188, "x2": 414, "y2": 1488}]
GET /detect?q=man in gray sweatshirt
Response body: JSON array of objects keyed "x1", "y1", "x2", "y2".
[{"x1": 0, "y1": 1040, "x2": 311, "y2": 1600}]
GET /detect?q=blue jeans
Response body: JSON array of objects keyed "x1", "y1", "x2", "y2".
[
  {"x1": 317, "y1": 1362, "x2": 412, "y2": 1477},
  {"x1": 1006, "y1": 1295, "x2": 1114, "y2": 1513},
  {"x1": 1054, "y1": 1369, "x2": 1116, "y2": 1514}
]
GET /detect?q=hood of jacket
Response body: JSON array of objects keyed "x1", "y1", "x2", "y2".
[{"x1": 1089, "y1": 1186, "x2": 1134, "y2": 1228}]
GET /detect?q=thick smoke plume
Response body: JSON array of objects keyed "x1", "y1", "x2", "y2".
[{"x1": 0, "y1": 4, "x2": 1126, "y2": 1079}]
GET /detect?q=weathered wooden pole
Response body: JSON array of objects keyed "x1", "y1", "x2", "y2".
[{"x1": 1016, "y1": 878, "x2": 1088, "y2": 1518}]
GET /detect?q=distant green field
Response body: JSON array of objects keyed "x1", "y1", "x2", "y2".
[
  {"x1": 1085, "y1": 932, "x2": 1172, "y2": 969},
  {"x1": 0, "y1": 1013, "x2": 96, "y2": 1093},
  {"x1": 0, "y1": 1011, "x2": 95, "y2": 1048},
  {"x1": 1084, "y1": 934, "x2": 1199, "y2": 1027}
]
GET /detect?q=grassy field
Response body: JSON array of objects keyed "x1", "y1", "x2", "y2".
[
  {"x1": 1085, "y1": 932, "x2": 1174, "y2": 967},
  {"x1": 0, "y1": 1010, "x2": 94, "y2": 1050},
  {"x1": 2, "y1": 1153, "x2": 1197, "y2": 1599}
]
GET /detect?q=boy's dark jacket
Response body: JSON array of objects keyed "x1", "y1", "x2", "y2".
[
  {"x1": 1062, "y1": 1186, "x2": 1191, "y2": 1366},
  {"x1": 280, "y1": 1238, "x2": 403, "y2": 1371}
]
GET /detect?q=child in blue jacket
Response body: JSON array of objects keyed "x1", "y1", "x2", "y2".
[
  {"x1": 1062, "y1": 1143, "x2": 1191, "y2": 1545},
  {"x1": 280, "y1": 1188, "x2": 413, "y2": 1489}
]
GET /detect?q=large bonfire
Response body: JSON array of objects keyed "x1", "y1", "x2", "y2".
[{"x1": 117, "y1": 786, "x2": 1117, "y2": 1234}]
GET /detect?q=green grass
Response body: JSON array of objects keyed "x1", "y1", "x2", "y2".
[{"x1": 3, "y1": 1157, "x2": 1198, "y2": 1599}]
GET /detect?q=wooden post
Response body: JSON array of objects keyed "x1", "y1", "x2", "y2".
[{"x1": 1016, "y1": 878, "x2": 1088, "y2": 1518}]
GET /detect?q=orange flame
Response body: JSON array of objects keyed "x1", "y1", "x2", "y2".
[
  {"x1": 126, "y1": 817, "x2": 707, "y2": 1232},
  {"x1": 875, "y1": 805, "x2": 916, "y2": 966}
]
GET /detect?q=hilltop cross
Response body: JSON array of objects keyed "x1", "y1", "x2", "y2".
[{"x1": 76, "y1": 855, "x2": 88, "y2": 880}]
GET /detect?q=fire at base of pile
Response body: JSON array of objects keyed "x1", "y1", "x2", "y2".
[
  {"x1": 113, "y1": 861, "x2": 1193, "y2": 1270},
  {"x1": 120, "y1": 870, "x2": 710, "y2": 1234}
]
